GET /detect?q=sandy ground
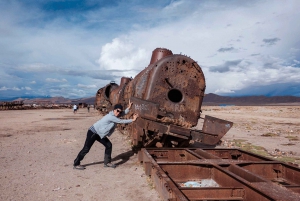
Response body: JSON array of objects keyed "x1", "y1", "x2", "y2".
[
  {"x1": 203, "y1": 105, "x2": 300, "y2": 164},
  {"x1": 1, "y1": 106, "x2": 300, "y2": 200},
  {"x1": 0, "y1": 108, "x2": 160, "y2": 201}
]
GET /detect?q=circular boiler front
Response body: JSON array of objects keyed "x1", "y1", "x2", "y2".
[{"x1": 145, "y1": 54, "x2": 206, "y2": 126}]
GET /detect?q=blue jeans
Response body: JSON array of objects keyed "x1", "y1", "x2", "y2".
[{"x1": 74, "y1": 130, "x2": 112, "y2": 166}]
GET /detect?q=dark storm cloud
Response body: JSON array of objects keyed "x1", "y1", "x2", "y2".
[
  {"x1": 263, "y1": 62, "x2": 277, "y2": 69},
  {"x1": 224, "y1": 82, "x2": 300, "y2": 97},
  {"x1": 209, "y1": 60, "x2": 242, "y2": 73},
  {"x1": 262, "y1": 38, "x2": 280, "y2": 46},
  {"x1": 217, "y1": 47, "x2": 234, "y2": 52},
  {"x1": 62, "y1": 69, "x2": 134, "y2": 80}
]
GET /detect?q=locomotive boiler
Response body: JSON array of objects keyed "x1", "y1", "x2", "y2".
[{"x1": 95, "y1": 48, "x2": 233, "y2": 148}]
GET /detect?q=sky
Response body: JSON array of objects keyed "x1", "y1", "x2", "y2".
[{"x1": 1, "y1": 0, "x2": 300, "y2": 100}]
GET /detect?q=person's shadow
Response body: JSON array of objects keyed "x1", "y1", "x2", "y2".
[
  {"x1": 83, "y1": 150, "x2": 136, "y2": 167},
  {"x1": 112, "y1": 150, "x2": 137, "y2": 166}
]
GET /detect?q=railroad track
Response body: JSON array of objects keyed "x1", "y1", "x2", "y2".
[{"x1": 138, "y1": 148, "x2": 300, "y2": 201}]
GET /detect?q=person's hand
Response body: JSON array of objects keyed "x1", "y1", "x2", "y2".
[
  {"x1": 128, "y1": 99, "x2": 133, "y2": 109},
  {"x1": 132, "y1": 113, "x2": 139, "y2": 121}
]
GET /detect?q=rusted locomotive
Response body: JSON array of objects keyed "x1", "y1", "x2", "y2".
[{"x1": 95, "y1": 48, "x2": 233, "y2": 148}]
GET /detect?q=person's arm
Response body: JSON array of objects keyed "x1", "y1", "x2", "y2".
[
  {"x1": 127, "y1": 99, "x2": 133, "y2": 110},
  {"x1": 125, "y1": 100, "x2": 139, "y2": 122},
  {"x1": 124, "y1": 99, "x2": 133, "y2": 115},
  {"x1": 111, "y1": 113, "x2": 139, "y2": 124}
]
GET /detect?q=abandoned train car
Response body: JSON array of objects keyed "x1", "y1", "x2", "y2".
[{"x1": 95, "y1": 48, "x2": 233, "y2": 148}]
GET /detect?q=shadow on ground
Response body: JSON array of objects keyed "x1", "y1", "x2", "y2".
[{"x1": 83, "y1": 150, "x2": 137, "y2": 167}]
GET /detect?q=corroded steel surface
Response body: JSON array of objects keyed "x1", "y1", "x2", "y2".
[
  {"x1": 95, "y1": 48, "x2": 232, "y2": 148},
  {"x1": 149, "y1": 48, "x2": 173, "y2": 65},
  {"x1": 138, "y1": 148, "x2": 300, "y2": 201}
]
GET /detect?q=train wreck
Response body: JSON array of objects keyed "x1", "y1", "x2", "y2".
[
  {"x1": 95, "y1": 48, "x2": 233, "y2": 148},
  {"x1": 94, "y1": 48, "x2": 300, "y2": 200}
]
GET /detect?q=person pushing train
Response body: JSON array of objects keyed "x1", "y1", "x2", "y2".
[{"x1": 73, "y1": 100, "x2": 138, "y2": 170}]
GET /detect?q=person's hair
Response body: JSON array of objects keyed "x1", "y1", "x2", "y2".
[{"x1": 114, "y1": 104, "x2": 123, "y2": 111}]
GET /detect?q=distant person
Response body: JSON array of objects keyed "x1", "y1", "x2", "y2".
[
  {"x1": 73, "y1": 104, "x2": 77, "y2": 114},
  {"x1": 73, "y1": 100, "x2": 138, "y2": 170},
  {"x1": 87, "y1": 105, "x2": 90, "y2": 112}
]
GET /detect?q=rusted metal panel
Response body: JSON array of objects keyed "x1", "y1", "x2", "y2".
[
  {"x1": 131, "y1": 97, "x2": 159, "y2": 120},
  {"x1": 139, "y1": 148, "x2": 300, "y2": 201},
  {"x1": 195, "y1": 149, "x2": 272, "y2": 162},
  {"x1": 190, "y1": 116, "x2": 233, "y2": 146},
  {"x1": 202, "y1": 115, "x2": 233, "y2": 137},
  {"x1": 147, "y1": 120, "x2": 169, "y2": 134},
  {"x1": 130, "y1": 123, "x2": 143, "y2": 147},
  {"x1": 169, "y1": 125, "x2": 190, "y2": 137},
  {"x1": 189, "y1": 115, "x2": 234, "y2": 145}
]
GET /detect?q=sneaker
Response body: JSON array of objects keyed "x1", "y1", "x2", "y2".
[
  {"x1": 73, "y1": 165, "x2": 86, "y2": 170},
  {"x1": 104, "y1": 163, "x2": 116, "y2": 168}
]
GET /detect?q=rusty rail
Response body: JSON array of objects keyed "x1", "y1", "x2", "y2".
[{"x1": 138, "y1": 148, "x2": 300, "y2": 201}]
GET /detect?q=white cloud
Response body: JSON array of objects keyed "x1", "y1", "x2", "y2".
[
  {"x1": 46, "y1": 78, "x2": 67, "y2": 83},
  {"x1": 0, "y1": 86, "x2": 9, "y2": 91},
  {"x1": 215, "y1": 88, "x2": 235, "y2": 94},
  {"x1": 18, "y1": 63, "x2": 53, "y2": 72},
  {"x1": 98, "y1": 38, "x2": 149, "y2": 70},
  {"x1": 293, "y1": 60, "x2": 300, "y2": 64},
  {"x1": 77, "y1": 84, "x2": 97, "y2": 89},
  {"x1": 0, "y1": 86, "x2": 30, "y2": 91},
  {"x1": 95, "y1": 0, "x2": 300, "y2": 96},
  {"x1": 30, "y1": 81, "x2": 36, "y2": 84},
  {"x1": 97, "y1": 38, "x2": 148, "y2": 78},
  {"x1": 49, "y1": 88, "x2": 86, "y2": 98}
]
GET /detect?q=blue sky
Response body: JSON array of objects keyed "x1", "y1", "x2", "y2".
[{"x1": 1, "y1": 0, "x2": 300, "y2": 99}]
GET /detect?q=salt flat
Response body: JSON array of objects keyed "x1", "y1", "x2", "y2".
[{"x1": 0, "y1": 106, "x2": 299, "y2": 200}]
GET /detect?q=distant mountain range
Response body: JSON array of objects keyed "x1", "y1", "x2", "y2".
[
  {"x1": 203, "y1": 93, "x2": 300, "y2": 105},
  {"x1": 4, "y1": 93, "x2": 300, "y2": 106},
  {"x1": 10, "y1": 96, "x2": 96, "y2": 105}
]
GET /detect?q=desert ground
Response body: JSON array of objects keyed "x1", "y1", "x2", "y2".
[
  {"x1": 1, "y1": 105, "x2": 300, "y2": 201},
  {"x1": 202, "y1": 105, "x2": 300, "y2": 164}
]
